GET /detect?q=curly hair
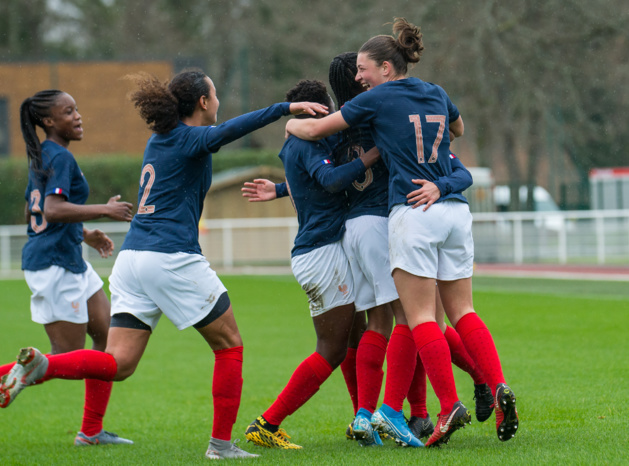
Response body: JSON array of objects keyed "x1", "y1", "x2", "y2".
[
  {"x1": 359, "y1": 17, "x2": 424, "y2": 76},
  {"x1": 126, "y1": 69, "x2": 209, "y2": 134},
  {"x1": 285, "y1": 80, "x2": 332, "y2": 119}
]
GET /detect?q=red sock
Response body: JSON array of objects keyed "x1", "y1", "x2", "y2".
[
  {"x1": 0, "y1": 362, "x2": 16, "y2": 376},
  {"x1": 444, "y1": 326, "x2": 485, "y2": 385},
  {"x1": 455, "y1": 313, "x2": 505, "y2": 394},
  {"x1": 412, "y1": 322, "x2": 458, "y2": 415},
  {"x1": 356, "y1": 330, "x2": 388, "y2": 414},
  {"x1": 211, "y1": 346, "x2": 243, "y2": 441},
  {"x1": 407, "y1": 353, "x2": 428, "y2": 418},
  {"x1": 45, "y1": 349, "x2": 117, "y2": 381},
  {"x1": 383, "y1": 325, "x2": 417, "y2": 412},
  {"x1": 263, "y1": 352, "x2": 333, "y2": 426},
  {"x1": 80, "y1": 379, "x2": 113, "y2": 437},
  {"x1": 340, "y1": 347, "x2": 358, "y2": 415}
]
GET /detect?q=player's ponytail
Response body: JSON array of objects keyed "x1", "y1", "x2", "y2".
[
  {"x1": 126, "y1": 72, "x2": 179, "y2": 134},
  {"x1": 126, "y1": 69, "x2": 209, "y2": 134},
  {"x1": 20, "y1": 90, "x2": 63, "y2": 174}
]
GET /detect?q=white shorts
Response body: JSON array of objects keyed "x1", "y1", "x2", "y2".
[
  {"x1": 291, "y1": 241, "x2": 354, "y2": 317},
  {"x1": 109, "y1": 250, "x2": 228, "y2": 330},
  {"x1": 342, "y1": 215, "x2": 399, "y2": 311},
  {"x1": 24, "y1": 262, "x2": 104, "y2": 325},
  {"x1": 388, "y1": 201, "x2": 474, "y2": 280}
]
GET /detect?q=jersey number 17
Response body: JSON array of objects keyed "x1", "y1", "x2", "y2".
[{"x1": 409, "y1": 114, "x2": 446, "y2": 164}]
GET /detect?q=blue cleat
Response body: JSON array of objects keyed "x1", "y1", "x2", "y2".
[
  {"x1": 371, "y1": 404, "x2": 424, "y2": 447},
  {"x1": 352, "y1": 408, "x2": 382, "y2": 447}
]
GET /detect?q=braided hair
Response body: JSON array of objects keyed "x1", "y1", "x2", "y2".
[
  {"x1": 328, "y1": 52, "x2": 364, "y2": 165},
  {"x1": 20, "y1": 90, "x2": 64, "y2": 173}
]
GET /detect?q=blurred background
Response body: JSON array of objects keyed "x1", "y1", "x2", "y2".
[{"x1": 0, "y1": 0, "x2": 628, "y2": 274}]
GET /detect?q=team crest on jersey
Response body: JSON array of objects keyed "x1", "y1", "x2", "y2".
[{"x1": 338, "y1": 283, "x2": 349, "y2": 295}]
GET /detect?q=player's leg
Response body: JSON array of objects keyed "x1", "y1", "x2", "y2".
[
  {"x1": 341, "y1": 309, "x2": 365, "y2": 420},
  {"x1": 436, "y1": 286, "x2": 493, "y2": 422},
  {"x1": 369, "y1": 298, "x2": 423, "y2": 446},
  {"x1": 394, "y1": 269, "x2": 470, "y2": 448},
  {"x1": 73, "y1": 287, "x2": 130, "y2": 444},
  {"x1": 438, "y1": 278, "x2": 518, "y2": 441},
  {"x1": 195, "y1": 301, "x2": 258, "y2": 459}
]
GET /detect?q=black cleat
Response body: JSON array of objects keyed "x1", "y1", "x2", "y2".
[
  {"x1": 474, "y1": 383, "x2": 495, "y2": 422},
  {"x1": 408, "y1": 415, "x2": 434, "y2": 440},
  {"x1": 495, "y1": 383, "x2": 519, "y2": 441}
]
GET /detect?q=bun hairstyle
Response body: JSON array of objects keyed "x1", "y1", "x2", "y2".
[
  {"x1": 359, "y1": 17, "x2": 424, "y2": 76},
  {"x1": 20, "y1": 90, "x2": 64, "y2": 173},
  {"x1": 126, "y1": 68, "x2": 209, "y2": 134}
]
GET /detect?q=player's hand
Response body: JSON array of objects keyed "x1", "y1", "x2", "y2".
[
  {"x1": 242, "y1": 179, "x2": 277, "y2": 202},
  {"x1": 407, "y1": 179, "x2": 441, "y2": 211},
  {"x1": 288, "y1": 102, "x2": 329, "y2": 117},
  {"x1": 83, "y1": 228, "x2": 114, "y2": 258},
  {"x1": 106, "y1": 195, "x2": 133, "y2": 222},
  {"x1": 360, "y1": 146, "x2": 380, "y2": 168}
]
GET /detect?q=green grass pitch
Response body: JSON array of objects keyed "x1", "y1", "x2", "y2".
[{"x1": 0, "y1": 275, "x2": 627, "y2": 464}]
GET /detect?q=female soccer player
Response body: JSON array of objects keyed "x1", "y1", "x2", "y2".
[
  {"x1": 244, "y1": 79, "x2": 380, "y2": 450},
  {"x1": 286, "y1": 19, "x2": 519, "y2": 448},
  {"x1": 0, "y1": 90, "x2": 134, "y2": 445},
  {"x1": 0, "y1": 70, "x2": 328, "y2": 460},
  {"x1": 245, "y1": 52, "x2": 492, "y2": 447}
]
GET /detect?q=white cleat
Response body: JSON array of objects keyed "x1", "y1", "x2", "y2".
[{"x1": 0, "y1": 347, "x2": 49, "y2": 408}]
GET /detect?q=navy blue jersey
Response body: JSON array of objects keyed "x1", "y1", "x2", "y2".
[
  {"x1": 332, "y1": 123, "x2": 389, "y2": 219},
  {"x1": 122, "y1": 103, "x2": 291, "y2": 254},
  {"x1": 22, "y1": 140, "x2": 89, "y2": 273},
  {"x1": 341, "y1": 77, "x2": 465, "y2": 210},
  {"x1": 279, "y1": 135, "x2": 366, "y2": 257}
]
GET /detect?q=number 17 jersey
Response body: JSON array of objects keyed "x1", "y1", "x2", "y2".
[{"x1": 340, "y1": 77, "x2": 466, "y2": 210}]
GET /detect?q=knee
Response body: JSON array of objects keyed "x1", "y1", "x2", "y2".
[
  {"x1": 110, "y1": 358, "x2": 137, "y2": 381},
  {"x1": 318, "y1": 344, "x2": 348, "y2": 369}
]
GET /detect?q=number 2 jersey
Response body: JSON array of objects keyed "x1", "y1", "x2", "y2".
[
  {"x1": 340, "y1": 77, "x2": 466, "y2": 210},
  {"x1": 121, "y1": 103, "x2": 293, "y2": 255},
  {"x1": 22, "y1": 140, "x2": 90, "y2": 273}
]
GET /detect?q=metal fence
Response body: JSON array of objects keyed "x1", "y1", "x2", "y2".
[{"x1": 1, "y1": 209, "x2": 628, "y2": 278}]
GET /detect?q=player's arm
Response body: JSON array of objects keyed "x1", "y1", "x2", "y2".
[
  {"x1": 450, "y1": 115, "x2": 464, "y2": 139},
  {"x1": 313, "y1": 146, "x2": 380, "y2": 193},
  {"x1": 206, "y1": 102, "x2": 328, "y2": 152},
  {"x1": 24, "y1": 202, "x2": 30, "y2": 224},
  {"x1": 44, "y1": 194, "x2": 133, "y2": 223},
  {"x1": 286, "y1": 111, "x2": 349, "y2": 141},
  {"x1": 242, "y1": 179, "x2": 288, "y2": 202},
  {"x1": 407, "y1": 154, "x2": 472, "y2": 211}
]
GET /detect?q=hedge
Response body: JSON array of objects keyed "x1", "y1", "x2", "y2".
[{"x1": 0, "y1": 149, "x2": 282, "y2": 225}]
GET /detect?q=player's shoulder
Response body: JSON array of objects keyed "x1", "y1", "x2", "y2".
[{"x1": 41, "y1": 140, "x2": 76, "y2": 167}]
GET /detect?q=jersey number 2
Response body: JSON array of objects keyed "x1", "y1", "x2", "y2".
[
  {"x1": 138, "y1": 164, "x2": 156, "y2": 214},
  {"x1": 409, "y1": 114, "x2": 446, "y2": 164}
]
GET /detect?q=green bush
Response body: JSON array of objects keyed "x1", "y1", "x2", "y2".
[{"x1": 0, "y1": 149, "x2": 283, "y2": 225}]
